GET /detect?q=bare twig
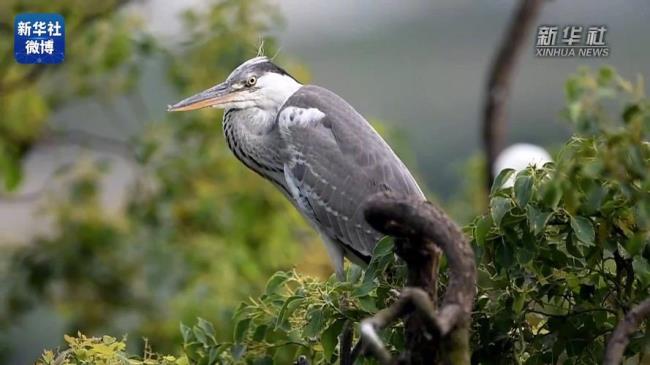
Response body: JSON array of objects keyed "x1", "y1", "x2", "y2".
[
  {"x1": 482, "y1": 0, "x2": 545, "y2": 190},
  {"x1": 360, "y1": 320, "x2": 393, "y2": 365},
  {"x1": 603, "y1": 297, "x2": 650, "y2": 365},
  {"x1": 359, "y1": 287, "x2": 466, "y2": 364}
]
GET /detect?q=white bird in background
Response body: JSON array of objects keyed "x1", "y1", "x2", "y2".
[{"x1": 493, "y1": 143, "x2": 552, "y2": 187}]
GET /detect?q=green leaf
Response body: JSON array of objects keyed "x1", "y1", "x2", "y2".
[
  {"x1": 363, "y1": 238, "x2": 395, "y2": 284},
  {"x1": 541, "y1": 182, "x2": 562, "y2": 209},
  {"x1": 357, "y1": 296, "x2": 379, "y2": 313},
  {"x1": 632, "y1": 256, "x2": 650, "y2": 287},
  {"x1": 275, "y1": 295, "x2": 304, "y2": 330},
  {"x1": 192, "y1": 325, "x2": 208, "y2": 346},
  {"x1": 570, "y1": 216, "x2": 595, "y2": 246},
  {"x1": 197, "y1": 317, "x2": 216, "y2": 339},
  {"x1": 180, "y1": 323, "x2": 192, "y2": 343},
  {"x1": 597, "y1": 66, "x2": 615, "y2": 86},
  {"x1": 303, "y1": 307, "x2": 324, "y2": 338},
  {"x1": 253, "y1": 356, "x2": 273, "y2": 365},
  {"x1": 234, "y1": 318, "x2": 251, "y2": 343},
  {"x1": 515, "y1": 245, "x2": 534, "y2": 265},
  {"x1": 495, "y1": 240, "x2": 514, "y2": 272},
  {"x1": 526, "y1": 206, "x2": 552, "y2": 235},
  {"x1": 566, "y1": 233, "x2": 583, "y2": 258},
  {"x1": 512, "y1": 293, "x2": 525, "y2": 313},
  {"x1": 565, "y1": 76, "x2": 582, "y2": 103},
  {"x1": 514, "y1": 173, "x2": 533, "y2": 207},
  {"x1": 626, "y1": 234, "x2": 647, "y2": 256},
  {"x1": 491, "y1": 168, "x2": 515, "y2": 195},
  {"x1": 252, "y1": 325, "x2": 267, "y2": 342},
  {"x1": 623, "y1": 104, "x2": 641, "y2": 124},
  {"x1": 363, "y1": 250, "x2": 395, "y2": 284},
  {"x1": 474, "y1": 215, "x2": 492, "y2": 246},
  {"x1": 321, "y1": 319, "x2": 346, "y2": 361},
  {"x1": 0, "y1": 150, "x2": 21, "y2": 191},
  {"x1": 183, "y1": 342, "x2": 203, "y2": 362},
  {"x1": 346, "y1": 265, "x2": 363, "y2": 283},
  {"x1": 352, "y1": 280, "x2": 377, "y2": 297},
  {"x1": 208, "y1": 347, "x2": 219, "y2": 365},
  {"x1": 490, "y1": 197, "x2": 512, "y2": 227},
  {"x1": 372, "y1": 237, "x2": 394, "y2": 257},
  {"x1": 265, "y1": 271, "x2": 289, "y2": 295},
  {"x1": 231, "y1": 343, "x2": 246, "y2": 361}
]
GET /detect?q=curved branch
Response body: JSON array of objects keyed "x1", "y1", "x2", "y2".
[
  {"x1": 358, "y1": 193, "x2": 476, "y2": 364},
  {"x1": 364, "y1": 194, "x2": 476, "y2": 317},
  {"x1": 359, "y1": 287, "x2": 467, "y2": 364},
  {"x1": 360, "y1": 320, "x2": 393, "y2": 365},
  {"x1": 604, "y1": 297, "x2": 650, "y2": 365}
]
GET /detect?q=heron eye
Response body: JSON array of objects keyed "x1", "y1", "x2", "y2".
[{"x1": 246, "y1": 76, "x2": 257, "y2": 87}]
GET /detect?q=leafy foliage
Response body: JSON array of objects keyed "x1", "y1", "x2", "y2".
[
  {"x1": 37, "y1": 333, "x2": 186, "y2": 365},
  {"x1": 471, "y1": 67, "x2": 650, "y2": 364},
  {"x1": 178, "y1": 238, "x2": 405, "y2": 364},
  {"x1": 37, "y1": 239, "x2": 403, "y2": 365}
]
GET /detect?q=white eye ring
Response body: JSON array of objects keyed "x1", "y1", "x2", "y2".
[{"x1": 246, "y1": 76, "x2": 257, "y2": 87}]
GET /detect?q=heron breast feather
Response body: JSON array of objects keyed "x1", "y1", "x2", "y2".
[{"x1": 278, "y1": 106, "x2": 326, "y2": 129}]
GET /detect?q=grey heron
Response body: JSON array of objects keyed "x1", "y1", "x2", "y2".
[{"x1": 168, "y1": 56, "x2": 425, "y2": 279}]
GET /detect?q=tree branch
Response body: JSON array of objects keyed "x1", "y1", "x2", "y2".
[
  {"x1": 482, "y1": 0, "x2": 545, "y2": 191},
  {"x1": 364, "y1": 195, "x2": 476, "y2": 318},
  {"x1": 339, "y1": 320, "x2": 353, "y2": 365},
  {"x1": 603, "y1": 297, "x2": 650, "y2": 365},
  {"x1": 357, "y1": 193, "x2": 476, "y2": 365}
]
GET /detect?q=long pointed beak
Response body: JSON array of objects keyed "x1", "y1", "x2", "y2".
[{"x1": 167, "y1": 82, "x2": 233, "y2": 112}]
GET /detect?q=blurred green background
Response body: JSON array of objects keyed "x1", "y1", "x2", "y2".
[{"x1": 0, "y1": 0, "x2": 648, "y2": 363}]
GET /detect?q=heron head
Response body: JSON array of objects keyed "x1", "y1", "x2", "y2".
[{"x1": 167, "y1": 56, "x2": 301, "y2": 112}]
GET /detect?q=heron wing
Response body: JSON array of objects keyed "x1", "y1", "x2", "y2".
[{"x1": 277, "y1": 85, "x2": 424, "y2": 261}]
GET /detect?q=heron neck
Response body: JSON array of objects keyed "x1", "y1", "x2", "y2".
[
  {"x1": 222, "y1": 107, "x2": 285, "y2": 181},
  {"x1": 225, "y1": 107, "x2": 278, "y2": 135}
]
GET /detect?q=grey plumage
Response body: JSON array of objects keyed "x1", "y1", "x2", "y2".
[
  {"x1": 279, "y1": 86, "x2": 424, "y2": 260},
  {"x1": 169, "y1": 57, "x2": 425, "y2": 278}
]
